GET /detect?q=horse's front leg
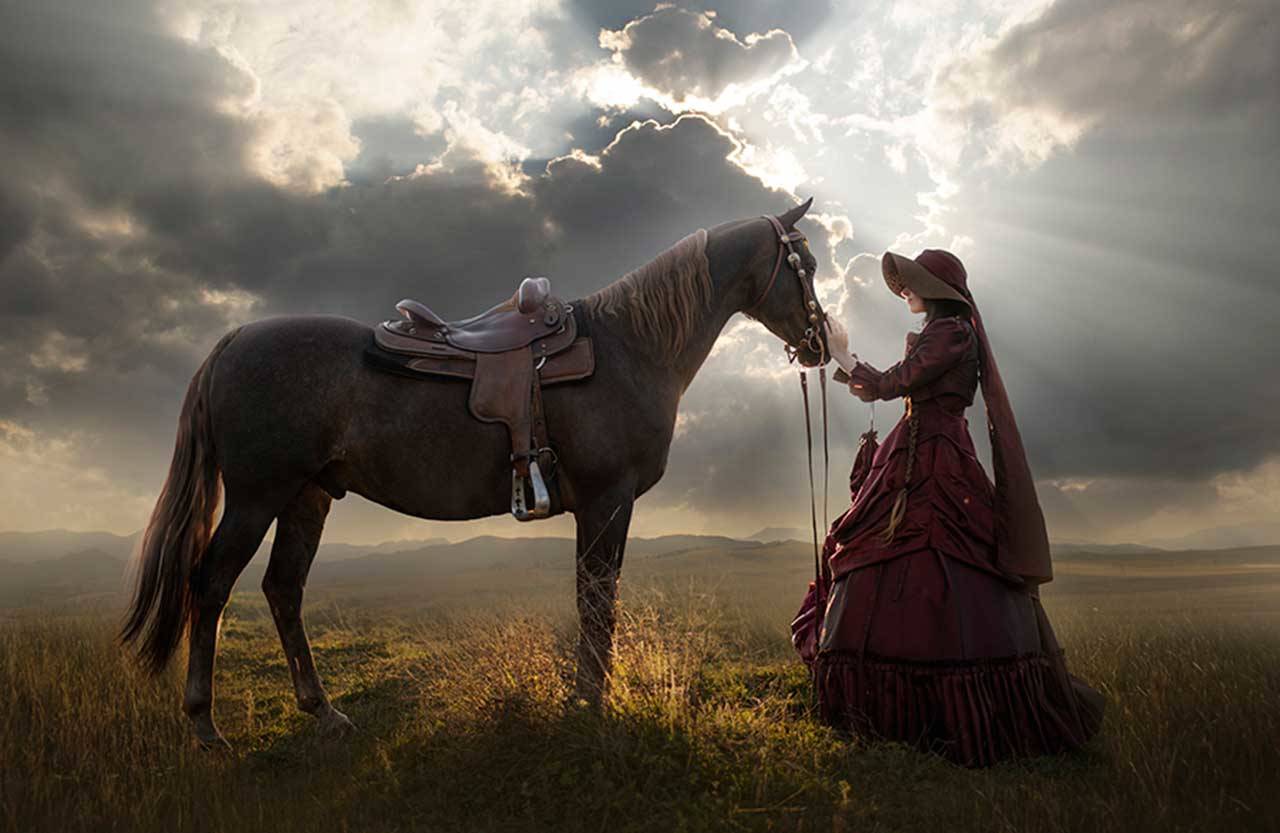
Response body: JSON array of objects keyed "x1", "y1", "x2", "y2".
[{"x1": 571, "y1": 488, "x2": 635, "y2": 706}]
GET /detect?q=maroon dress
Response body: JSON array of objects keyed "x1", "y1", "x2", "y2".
[{"x1": 793, "y1": 315, "x2": 1105, "y2": 767}]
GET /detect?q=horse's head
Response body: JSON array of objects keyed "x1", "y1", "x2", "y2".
[{"x1": 718, "y1": 197, "x2": 829, "y2": 367}]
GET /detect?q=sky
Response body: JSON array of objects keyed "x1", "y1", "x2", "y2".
[{"x1": 0, "y1": 0, "x2": 1277, "y2": 546}]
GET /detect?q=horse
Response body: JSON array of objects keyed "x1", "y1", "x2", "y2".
[{"x1": 121, "y1": 198, "x2": 829, "y2": 749}]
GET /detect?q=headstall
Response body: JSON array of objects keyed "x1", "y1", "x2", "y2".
[{"x1": 744, "y1": 214, "x2": 828, "y2": 364}]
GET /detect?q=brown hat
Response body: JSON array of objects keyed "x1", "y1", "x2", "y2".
[{"x1": 882, "y1": 249, "x2": 971, "y2": 308}]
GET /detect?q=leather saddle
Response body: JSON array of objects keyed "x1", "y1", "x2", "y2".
[
  {"x1": 369, "y1": 276, "x2": 595, "y2": 521},
  {"x1": 392, "y1": 276, "x2": 566, "y2": 352}
]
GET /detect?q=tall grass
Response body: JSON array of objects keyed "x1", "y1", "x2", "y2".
[{"x1": 2, "y1": 585, "x2": 1278, "y2": 832}]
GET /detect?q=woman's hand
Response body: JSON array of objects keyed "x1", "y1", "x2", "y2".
[
  {"x1": 825, "y1": 318, "x2": 850, "y2": 356},
  {"x1": 849, "y1": 380, "x2": 878, "y2": 402},
  {"x1": 847, "y1": 361, "x2": 882, "y2": 402},
  {"x1": 824, "y1": 319, "x2": 858, "y2": 373}
]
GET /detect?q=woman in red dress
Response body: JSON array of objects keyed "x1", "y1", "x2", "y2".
[{"x1": 793, "y1": 248, "x2": 1105, "y2": 767}]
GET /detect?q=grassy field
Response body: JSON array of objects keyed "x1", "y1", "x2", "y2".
[{"x1": 1, "y1": 539, "x2": 1279, "y2": 832}]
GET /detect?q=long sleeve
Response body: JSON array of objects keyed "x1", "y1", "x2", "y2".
[
  {"x1": 831, "y1": 348, "x2": 858, "y2": 374},
  {"x1": 850, "y1": 317, "x2": 974, "y2": 401}
]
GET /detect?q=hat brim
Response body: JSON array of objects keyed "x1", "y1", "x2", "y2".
[{"x1": 882, "y1": 251, "x2": 970, "y2": 307}]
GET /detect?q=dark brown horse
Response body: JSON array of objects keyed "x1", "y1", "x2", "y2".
[{"x1": 121, "y1": 199, "x2": 828, "y2": 748}]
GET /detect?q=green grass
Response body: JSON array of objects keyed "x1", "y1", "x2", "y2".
[{"x1": 2, "y1": 566, "x2": 1279, "y2": 832}]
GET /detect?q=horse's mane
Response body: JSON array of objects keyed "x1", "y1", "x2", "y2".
[{"x1": 582, "y1": 228, "x2": 712, "y2": 365}]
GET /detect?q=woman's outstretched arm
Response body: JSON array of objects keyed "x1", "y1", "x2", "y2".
[{"x1": 847, "y1": 317, "x2": 973, "y2": 401}]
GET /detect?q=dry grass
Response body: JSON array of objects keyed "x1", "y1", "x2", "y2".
[{"x1": 2, "y1": 568, "x2": 1279, "y2": 832}]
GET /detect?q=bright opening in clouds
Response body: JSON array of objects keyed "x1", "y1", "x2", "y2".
[{"x1": 1, "y1": 0, "x2": 1276, "y2": 547}]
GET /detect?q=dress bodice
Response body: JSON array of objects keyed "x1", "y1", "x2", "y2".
[
  {"x1": 847, "y1": 315, "x2": 978, "y2": 414},
  {"x1": 829, "y1": 313, "x2": 1003, "y2": 581}
]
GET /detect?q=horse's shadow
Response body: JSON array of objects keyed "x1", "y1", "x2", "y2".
[
  {"x1": 237, "y1": 655, "x2": 1109, "y2": 832},
  {"x1": 242, "y1": 661, "x2": 834, "y2": 829}
]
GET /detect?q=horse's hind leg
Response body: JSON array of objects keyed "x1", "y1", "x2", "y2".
[
  {"x1": 184, "y1": 498, "x2": 276, "y2": 749},
  {"x1": 262, "y1": 483, "x2": 354, "y2": 737}
]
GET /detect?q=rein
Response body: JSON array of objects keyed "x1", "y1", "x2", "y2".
[
  {"x1": 750, "y1": 214, "x2": 832, "y2": 692},
  {"x1": 798, "y1": 371, "x2": 830, "y2": 589}
]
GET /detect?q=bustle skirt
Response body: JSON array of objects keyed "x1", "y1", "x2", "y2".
[{"x1": 810, "y1": 551, "x2": 1105, "y2": 767}]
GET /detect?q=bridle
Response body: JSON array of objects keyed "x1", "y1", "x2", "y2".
[
  {"x1": 744, "y1": 214, "x2": 828, "y2": 364},
  {"x1": 745, "y1": 215, "x2": 832, "y2": 686}
]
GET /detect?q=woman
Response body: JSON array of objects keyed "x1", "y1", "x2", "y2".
[{"x1": 793, "y1": 248, "x2": 1105, "y2": 767}]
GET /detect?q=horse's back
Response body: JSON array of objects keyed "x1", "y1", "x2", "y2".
[
  {"x1": 207, "y1": 313, "x2": 510, "y2": 515},
  {"x1": 228, "y1": 314, "x2": 372, "y2": 359},
  {"x1": 211, "y1": 314, "x2": 377, "y2": 416}
]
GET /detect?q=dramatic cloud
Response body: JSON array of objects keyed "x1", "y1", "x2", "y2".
[
  {"x1": 931, "y1": 0, "x2": 1280, "y2": 167},
  {"x1": 913, "y1": 0, "x2": 1280, "y2": 486},
  {"x1": 568, "y1": 0, "x2": 835, "y2": 47},
  {"x1": 172, "y1": 0, "x2": 582, "y2": 189},
  {"x1": 598, "y1": 5, "x2": 799, "y2": 105},
  {"x1": 0, "y1": 1, "x2": 279, "y2": 487}
]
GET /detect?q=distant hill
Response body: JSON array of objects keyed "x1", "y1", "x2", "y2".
[
  {"x1": 749, "y1": 531, "x2": 1183, "y2": 556},
  {"x1": 747, "y1": 527, "x2": 808, "y2": 543},
  {"x1": 0, "y1": 529, "x2": 451, "y2": 564},
  {"x1": 0, "y1": 549, "x2": 128, "y2": 607},
  {"x1": 5, "y1": 530, "x2": 1279, "y2": 614},
  {"x1": 0, "y1": 530, "x2": 138, "y2": 563},
  {"x1": 1053, "y1": 544, "x2": 1280, "y2": 567},
  {"x1": 304, "y1": 534, "x2": 767, "y2": 585},
  {"x1": 1051, "y1": 541, "x2": 1166, "y2": 557},
  {"x1": 301, "y1": 537, "x2": 452, "y2": 561},
  {"x1": 0, "y1": 533, "x2": 774, "y2": 609},
  {"x1": 1145, "y1": 522, "x2": 1280, "y2": 551}
]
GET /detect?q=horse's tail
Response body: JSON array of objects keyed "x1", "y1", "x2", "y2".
[{"x1": 121, "y1": 328, "x2": 239, "y2": 674}]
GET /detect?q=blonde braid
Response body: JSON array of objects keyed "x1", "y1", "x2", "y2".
[{"x1": 881, "y1": 396, "x2": 918, "y2": 543}]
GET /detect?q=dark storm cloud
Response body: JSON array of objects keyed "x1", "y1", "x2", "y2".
[
  {"x1": 294, "y1": 111, "x2": 757, "y2": 331},
  {"x1": 955, "y1": 125, "x2": 1280, "y2": 481},
  {"x1": 598, "y1": 5, "x2": 798, "y2": 101},
  {"x1": 532, "y1": 117, "x2": 805, "y2": 282},
  {"x1": 552, "y1": 103, "x2": 676, "y2": 160},
  {"x1": 956, "y1": 0, "x2": 1280, "y2": 130},
  {"x1": 0, "y1": 0, "x2": 272, "y2": 453},
  {"x1": 0, "y1": 1, "x2": 257, "y2": 200},
  {"x1": 0, "y1": 183, "x2": 36, "y2": 265},
  {"x1": 568, "y1": 0, "x2": 835, "y2": 47},
  {"x1": 338, "y1": 117, "x2": 450, "y2": 186},
  {"x1": 257, "y1": 114, "x2": 822, "y2": 326},
  {"x1": 923, "y1": 0, "x2": 1280, "y2": 487}
]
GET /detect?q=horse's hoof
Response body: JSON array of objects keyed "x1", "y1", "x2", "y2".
[
  {"x1": 195, "y1": 730, "x2": 232, "y2": 752},
  {"x1": 189, "y1": 712, "x2": 232, "y2": 751},
  {"x1": 567, "y1": 689, "x2": 605, "y2": 714},
  {"x1": 317, "y1": 706, "x2": 356, "y2": 738},
  {"x1": 571, "y1": 677, "x2": 606, "y2": 710}
]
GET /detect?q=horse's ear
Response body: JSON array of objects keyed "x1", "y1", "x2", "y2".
[{"x1": 778, "y1": 196, "x2": 814, "y2": 229}]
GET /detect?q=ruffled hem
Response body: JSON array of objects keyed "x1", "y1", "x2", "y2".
[{"x1": 815, "y1": 649, "x2": 1105, "y2": 768}]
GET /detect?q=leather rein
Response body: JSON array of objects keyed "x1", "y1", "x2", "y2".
[{"x1": 746, "y1": 214, "x2": 832, "y2": 657}]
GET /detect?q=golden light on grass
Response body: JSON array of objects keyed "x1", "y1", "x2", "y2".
[{"x1": 2, "y1": 547, "x2": 1279, "y2": 831}]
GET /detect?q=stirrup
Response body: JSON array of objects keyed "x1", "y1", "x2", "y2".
[{"x1": 511, "y1": 460, "x2": 551, "y2": 521}]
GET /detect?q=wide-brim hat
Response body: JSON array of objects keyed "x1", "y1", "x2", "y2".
[{"x1": 882, "y1": 249, "x2": 971, "y2": 308}]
